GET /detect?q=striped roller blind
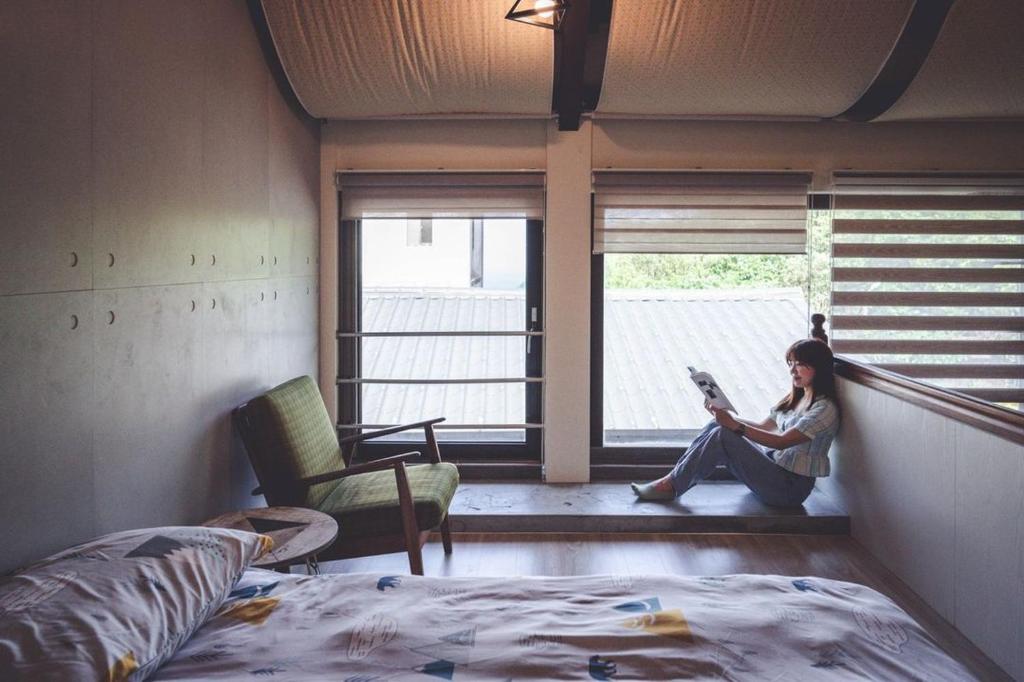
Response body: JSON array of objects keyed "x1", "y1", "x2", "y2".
[
  {"x1": 592, "y1": 171, "x2": 812, "y2": 254},
  {"x1": 831, "y1": 172, "x2": 1024, "y2": 408},
  {"x1": 337, "y1": 172, "x2": 545, "y2": 220}
]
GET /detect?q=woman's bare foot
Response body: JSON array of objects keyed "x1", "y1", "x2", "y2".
[{"x1": 630, "y1": 477, "x2": 676, "y2": 501}]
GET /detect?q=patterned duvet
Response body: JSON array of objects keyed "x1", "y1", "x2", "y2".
[{"x1": 154, "y1": 569, "x2": 975, "y2": 681}]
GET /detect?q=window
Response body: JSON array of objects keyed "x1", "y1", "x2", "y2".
[
  {"x1": 590, "y1": 171, "x2": 815, "y2": 452},
  {"x1": 599, "y1": 253, "x2": 811, "y2": 445},
  {"x1": 337, "y1": 173, "x2": 544, "y2": 462},
  {"x1": 830, "y1": 173, "x2": 1024, "y2": 411}
]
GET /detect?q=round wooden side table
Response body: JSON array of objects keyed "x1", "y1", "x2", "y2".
[{"x1": 203, "y1": 506, "x2": 338, "y2": 574}]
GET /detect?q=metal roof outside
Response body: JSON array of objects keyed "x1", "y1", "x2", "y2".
[{"x1": 361, "y1": 287, "x2": 808, "y2": 444}]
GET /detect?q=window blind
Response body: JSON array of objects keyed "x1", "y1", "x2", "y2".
[
  {"x1": 592, "y1": 171, "x2": 812, "y2": 254},
  {"x1": 830, "y1": 172, "x2": 1024, "y2": 407},
  {"x1": 337, "y1": 172, "x2": 545, "y2": 220}
]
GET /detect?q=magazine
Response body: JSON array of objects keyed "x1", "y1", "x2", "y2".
[{"x1": 687, "y1": 366, "x2": 737, "y2": 412}]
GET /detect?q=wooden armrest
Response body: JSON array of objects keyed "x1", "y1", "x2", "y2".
[
  {"x1": 338, "y1": 417, "x2": 446, "y2": 445},
  {"x1": 295, "y1": 451, "x2": 423, "y2": 489},
  {"x1": 338, "y1": 418, "x2": 445, "y2": 466},
  {"x1": 250, "y1": 451, "x2": 423, "y2": 496}
]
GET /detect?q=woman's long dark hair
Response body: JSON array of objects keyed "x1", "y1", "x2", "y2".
[{"x1": 773, "y1": 339, "x2": 837, "y2": 413}]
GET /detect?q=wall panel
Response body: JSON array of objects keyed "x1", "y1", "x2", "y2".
[
  {"x1": 92, "y1": 0, "x2": 205, "y2": 289},
  {"x1": 826, "y1": 382, "x2": 957, "y2": 618},
  {"x1": 267, "y1": 276, "x2": 319, "y2": 387},
  {"x1": 954, "y1": 427, "x2": 1024, "y2": 680},
  {"x1": 0, "y1": 1, "x2": 320, "y2": 574},
  {"x1": 92, "y1": 285, "x2": 205, "y2": 531},
  {"x1": 0, "y1": 292, "x2": 96, "y2": 570},
  {"x1": 198, "y1": 280, "x2": 272, "y2": 515},
  {"x1": 200, "y1": 0, "x2": 271, "y2": 283},
  {"x1": 823, "y1": 377, "x2": 1024, "y2": 680},
  {"x1": 270, "y1": 83, "x2": 320, "y2": 279},
  {"x1": 0, "y1": 1, "x2": 93, "y2": 295}
]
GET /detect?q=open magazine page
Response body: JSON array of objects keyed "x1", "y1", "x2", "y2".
[{"x1": 687, "y1": 366, "x2": 737, "y2": 412}]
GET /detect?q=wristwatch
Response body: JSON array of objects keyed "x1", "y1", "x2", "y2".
[{"x1": 735, "y1": 423, "x2": 747, "y2": 436}]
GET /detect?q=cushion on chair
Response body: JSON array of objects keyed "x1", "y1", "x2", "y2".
[
  {"x1": 258, "y1": 376, "x2": 345, "y2": 508},
  {"x1": 317, "y1": 462, "x2": 460, "y2": 538}
]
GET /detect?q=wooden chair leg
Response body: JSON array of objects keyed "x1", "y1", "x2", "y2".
[
  {"x1": 406, "y1": 537, "x2": 424, "y2": 576},
  {"x1": 394, "y1": 462, "x2": 424, "y2": 575},
  {"x1": 440, "y1": 516, "x2": 453, "y2": 554}
]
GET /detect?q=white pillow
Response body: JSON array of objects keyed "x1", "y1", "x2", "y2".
[{"x1": 0, "y1": 526, "x2": 271, "y2": 681}]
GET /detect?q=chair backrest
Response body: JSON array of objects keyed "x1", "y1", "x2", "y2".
[{"x1": 233, "y1": 376, "x2": 345, "y2": 509}]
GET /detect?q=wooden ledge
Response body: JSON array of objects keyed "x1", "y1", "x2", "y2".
[
  {"x1": 447, "y1": 481, "x2": 849, "y2": 535},
  {"x1": 835, "y1": 357, "x2": 1024, "y2": 446}
]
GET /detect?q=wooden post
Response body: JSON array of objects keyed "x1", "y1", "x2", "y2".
[{"x1": 811, "y1": 313, "x2": 829, "y2": 345}]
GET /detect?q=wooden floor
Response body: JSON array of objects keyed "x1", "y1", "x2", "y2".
[{"x1": 319, "y1": 533, "x2": 1010, "y2": 681}]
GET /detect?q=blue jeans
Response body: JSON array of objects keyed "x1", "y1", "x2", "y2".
[{"x1": 669, "y1": 421, "x2": 815, "y2": 507}]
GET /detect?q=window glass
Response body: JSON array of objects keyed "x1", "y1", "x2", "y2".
[
  {"x1": 353, "y1": 218, "x2": 535, "y2": 443},
  {"x1": 361, "y1": 219, "x2": 526, "y2": 332},
  {"x1": 602, "y1": 252, "x2": 810, "y2": 445}
]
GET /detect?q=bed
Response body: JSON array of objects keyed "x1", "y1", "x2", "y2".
[
  {"x1": 159, "y1": 570, "x2": 976, "y2": 681},
  {"x1": 0, "y1": 527, "x2": 977, "y2": 681}
]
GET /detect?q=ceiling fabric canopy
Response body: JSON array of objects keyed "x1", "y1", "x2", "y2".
[
  {"x1": 878, "y1": 0, "x2": 1024, "y2": 121},
  {"x1": 596, "y1": 0, "x2": 913, "y2": 118},
  {"x1": 593, "y1": 171, "x2": 812, "y2": 254},
  {"x1": 262, "y1": 0, "x2": 553, "y2": 119},
  {"x1": 260, "y1": 0, "x2": 1024, "y2": 122},
  {"x1": 338, "y1": 172, "x2": 546, "y2": 219}
]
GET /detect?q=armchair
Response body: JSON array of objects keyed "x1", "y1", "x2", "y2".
[{"x1": 233, "y1": 376, "x2": 459, "y2": 575}]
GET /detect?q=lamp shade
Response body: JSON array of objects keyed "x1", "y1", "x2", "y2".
[{"x1": 505, "y1": 0, "x2": 570, "y2": 30}]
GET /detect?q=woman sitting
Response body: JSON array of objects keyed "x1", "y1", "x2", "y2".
[{"x1": 631, "y1": 339, "x2": 840, "y2": 507}]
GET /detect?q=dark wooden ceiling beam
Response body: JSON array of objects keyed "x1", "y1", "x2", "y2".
[
  {"x1": 581, "y1": 0, "x2": 613, "y2": 113},
  {"x1": 246, "y1": 0, "x2": 319, "y2": 131},
  {"x1": 553, "y1": 0, "x2": 614, "y2": 131},
  {"x1": 835, "y1": 0, "x2": 956, "y2": 122},
  {"x1": 552, "y1": 0, "x2": 589, "y2": 130}
]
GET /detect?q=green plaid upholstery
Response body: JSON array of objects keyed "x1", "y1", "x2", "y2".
[
  {"x1": 318, "y1": 462, "x2": 460, "y2": 538},
  {"x1": 259, "y1": 376, "x2": 345, "y2": 508}
]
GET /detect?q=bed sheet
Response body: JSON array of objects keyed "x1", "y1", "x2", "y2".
[{"x1": 154, "y1": 569, "x2": 975, "y2": 680}]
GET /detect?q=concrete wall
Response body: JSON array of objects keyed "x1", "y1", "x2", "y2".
[
  {"x1": 593, "y1": 119, "x2": 1024, "y2": 188},
  {"x1": 819, "y1": 379, "x2": 1024, "y2": 680},
  {"x1": 0, "y1": 1, "x2": 320, "y2": 574},
  {"x1": 320, "y1": 117, "x2": 1024, "y2": 483}
]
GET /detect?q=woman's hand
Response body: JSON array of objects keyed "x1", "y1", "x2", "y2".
[{"x1": 709, "y1": 405, "x2": 739, "y2": 430}]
